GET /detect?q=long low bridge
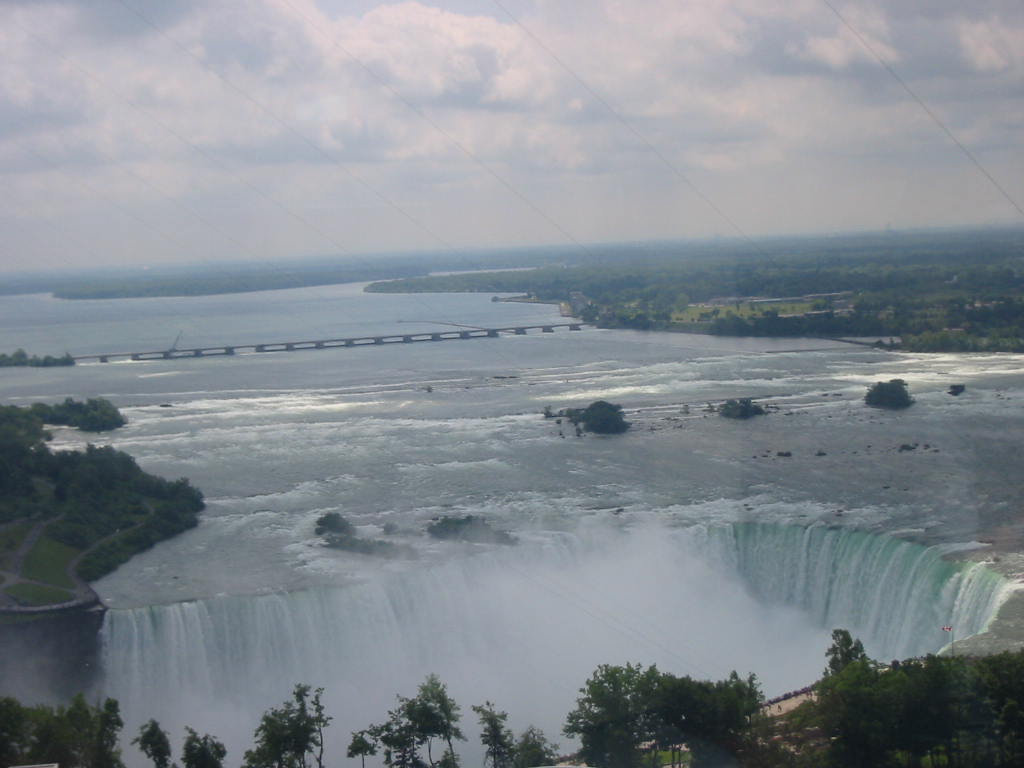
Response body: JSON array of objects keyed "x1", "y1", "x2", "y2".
[{"x1": 74, "y1": 323, "x2": 586, "y2": 363}]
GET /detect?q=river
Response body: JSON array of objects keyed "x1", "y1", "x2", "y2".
[{"x1": 1, "y1": 282, "x2": 1020, "y2": 762}]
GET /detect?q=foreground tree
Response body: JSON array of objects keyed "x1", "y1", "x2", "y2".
[
  {"x1": 563, "y1": 663, "x2": 661, "y2": 768},
  {"x1": 347, "y1": 730, "x2": 378, "y2": 768},
  {"x1": 134, "y1": 720, "x2": 172, "y2": 768},
  {"x1": 369, "y1": 701, "x2": 425, "y2": 768},
  {"x1": 824, "y1": 628, "x2": 868, "y2": 677},
  {"x1": 653, "y1": 671, "x2": 761, "y2": 767},
  {"x1": 472, "y1": 702, "x2": 514, "y2": 768},
  {"x1": 512, "y1": 726, "x2": 559, "y2": 768},
  {"x1": 182, "y1": 728, "x2": 227, "y2": 768},
  {"x1": 243, "y1": 684, "x2": 330, "y2": 768},
  {"x1": 407, "y1": 675, "x2": 464, "y2": 768}
]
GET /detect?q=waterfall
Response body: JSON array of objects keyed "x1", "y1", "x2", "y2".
[
  {"x1": 97, "y1": 522, "x2": 1007, "y2": 762},
  {"x1": 701, "y1": 522, "x2": 1007, "y2": 660}
]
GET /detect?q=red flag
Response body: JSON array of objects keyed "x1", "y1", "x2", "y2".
[{"x1": 942, "y1": 626, "x2": 953, "y2": 632}]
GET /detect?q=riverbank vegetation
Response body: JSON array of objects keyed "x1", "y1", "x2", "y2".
[
  {"x1": 30, "y1": 397, "x2": 126, "y2": 431},
  {"x1": 366, "y1": 227, "x2": 1024, "y2": 353},
  {"x1": 0, "y1": 349, "x2": 74, "y2": 367},
  {"x1": 0, "y1": 401, "x2": 204, "y2": 607},
  {"x1": 545, "y1": 401, "x2": 631, "y2": 435},
  {"x1": 9, "y1": 631, "x2": 1024, "y2": 767}
]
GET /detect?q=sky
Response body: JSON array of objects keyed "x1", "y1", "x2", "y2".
[{"x1": 1, "y1": 0, "x2": 1022, "y2": 272}]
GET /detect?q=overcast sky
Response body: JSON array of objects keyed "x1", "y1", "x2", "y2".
[{"x1": 1, "y1": 0, "x2": 1022, "y2": 272}]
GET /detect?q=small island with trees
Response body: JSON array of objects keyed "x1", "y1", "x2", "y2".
[
  {"x1": 864, "y1": 379, "x2": 914, "y2": 409},
  {"x1": 718, "y1": 398, "x2": 768, "y2": 419},
  {"x1": 545, "y1": 400, "x2": 631, "y2": 435}
]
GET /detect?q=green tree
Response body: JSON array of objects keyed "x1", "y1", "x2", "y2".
[
  {"x1": 864, "y1": 379, "x2": 913, "y2": 409},
  {"x1": 182, "y1": 727, "x2": 227, "y2": 768},
  {"x1": 564, "y1": 663, "x2": 661, "y2": 768},
  {"x1": 816, "y1": 659, "x2": 894, "y2": 767},
  {"x1": 370, "y1": 702, "x2": 425, "y2": 768},
  {"x1": 242, "y1": 685, "x2": 330, "y2": 768},
  {"x1": 134, "y1": 720, "x2": 172, "y2": 768},
  {"x1": 512, "y1": 726, "x2": 558, "y2": 768},
  {"x1": 471, "y1": 702, "x2": 514, "y2": 768},
  {"x1": 408, "y1": 675, "x2": 464, "y2": 768},
  {"x1": 824, "y1": 629, "x2": 867, "y2": 677},
  {"x1": 578, "y1": 401, "x2": 630, "y2": 435},
  {"x1": 0, "y1": 697, "x2": 29, "y2": 767},
  {"x1": 652, "y1": 671, "x2": 760, "y2": 767},
  {"x1": 347, "y1": 730, "x2": 378, "y2": 768}
]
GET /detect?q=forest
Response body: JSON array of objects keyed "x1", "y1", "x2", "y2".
[{"x1": 4, "y1": 631, "x2": 1024, "y2": 767}]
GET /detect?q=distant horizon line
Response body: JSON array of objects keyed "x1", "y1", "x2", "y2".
[{"x1": 3, "y1": 220, "x2": 1023, "y2": 281}]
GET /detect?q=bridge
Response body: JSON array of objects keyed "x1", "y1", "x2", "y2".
[{"x1": 73, "y1": 323, "x2": 586, "y2": 363}]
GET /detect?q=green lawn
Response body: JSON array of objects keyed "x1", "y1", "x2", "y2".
[
  {"x1": 0, "y1": 521, "x2": 34, "y2": 570},
  {"x1": 674, "y1": 301, "x2": 815, "y2": 322},
  {"x1": 21, "y1": 534, "x2": 80, "y2": 590},
  {"x1": 3, "y1": 582, "x2": 74, "y2": 607}
]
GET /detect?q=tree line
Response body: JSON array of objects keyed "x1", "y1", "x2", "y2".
[
  {"x1": 0, "y1": 348, "x2": 75, "y2": 367},
  {"x1": 366, "y1": 228, "x2": 1024, "y2": 351},
  {"x1": 7, "y1": 632, "x2": 1024, "y2": 767}
]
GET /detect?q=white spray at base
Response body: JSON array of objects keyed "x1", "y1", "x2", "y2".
[{"x1": 97, "y1": 522, "x2": 1006, "y2": 764}]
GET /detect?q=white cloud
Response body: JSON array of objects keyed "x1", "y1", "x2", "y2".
[{"x1": 0, "y1": 0, "x2": 1021, "y2": 271}]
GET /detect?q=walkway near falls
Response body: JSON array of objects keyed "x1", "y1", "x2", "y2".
[{"x1": 0, "y1": 516, "x2": 105, "y2": 614}]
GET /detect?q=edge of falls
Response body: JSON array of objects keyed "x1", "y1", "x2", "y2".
[
  {"x1": 94, "y1": 521, "x2": 1009, "y2": 759},
  {"x1": 700, "y1": 522, "x2": 1008, "y2": 660}
]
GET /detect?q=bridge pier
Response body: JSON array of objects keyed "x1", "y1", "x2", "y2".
[
  {"x1": 99, "y1": 356, "x2": 108, "y2": 363},
  {"x1": 459, "y1": 331, "x2": 471, "y2": 339},
  {"x1": 487, "y1": 329, "x2": 499, "y2": 337},
  {"x1": 569, "y1": 324, "x2": 581, "y2": 331},
  {"x1": 542, "y1": 326, "x2": 554, "y2": 333},
  {"x1": 514, "y1": 328, "x2": 526, "y2": 335}
]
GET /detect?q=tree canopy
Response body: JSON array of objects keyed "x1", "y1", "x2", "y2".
[
  {"x1": 864, "y1": 379, "x2": 914, "y2": 409},
  {"x1": 565, "y1": 401, "x2": 630, "y2": 435}
]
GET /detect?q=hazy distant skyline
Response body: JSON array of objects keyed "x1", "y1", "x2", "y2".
[{"x1": 1, "y1": 0, "x2": 1022, "y2": 272}]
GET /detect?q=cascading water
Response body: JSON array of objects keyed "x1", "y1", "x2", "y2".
[
  {"x1": 97, "y1": 522, "x2": 1006, "y2": 763},
  {"x1": 701, "y1": 522, "x2": 1007, "y2": 660}
]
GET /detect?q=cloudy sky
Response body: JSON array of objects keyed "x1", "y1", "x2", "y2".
[{"x1": 1, "y1": 0, "x2": 1022, "y2": 272}]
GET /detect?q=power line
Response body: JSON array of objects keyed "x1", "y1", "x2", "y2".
[{"x1": 821, "y1": 0, "x2": 1024, "y2": 220}]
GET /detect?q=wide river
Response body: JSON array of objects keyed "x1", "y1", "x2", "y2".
[{"x1": 2, "y1": 282, "x2": 1021, "y2": 761}]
